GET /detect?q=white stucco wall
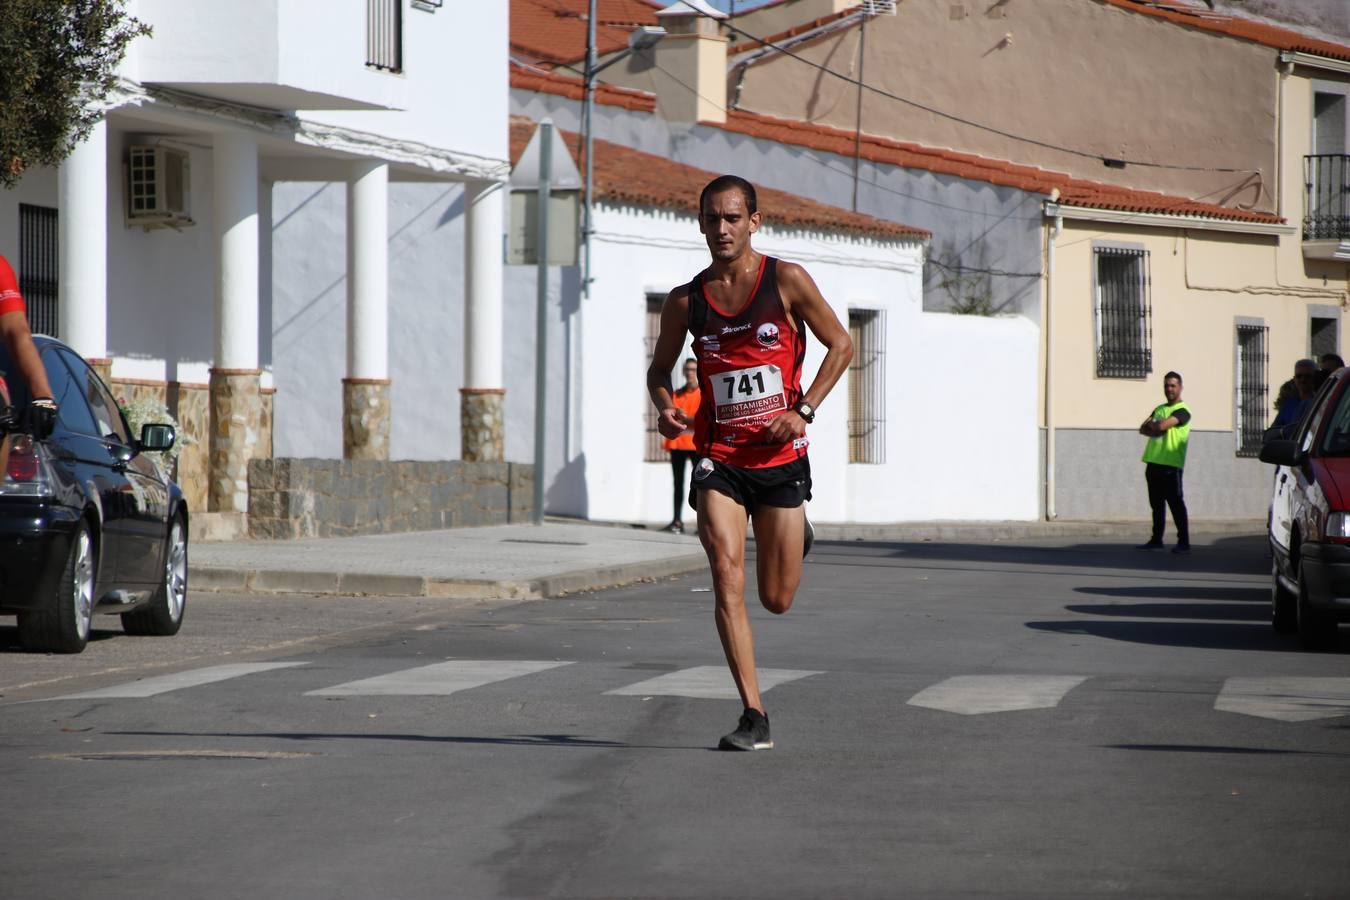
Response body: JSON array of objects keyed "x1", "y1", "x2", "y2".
[{"x1": 270, "y1": 181, "x2": 465, "y2": 460}]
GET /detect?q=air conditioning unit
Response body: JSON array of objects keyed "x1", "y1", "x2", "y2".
[{"x1": 124, "y1": 145, "x2": 193, "y2": 229}]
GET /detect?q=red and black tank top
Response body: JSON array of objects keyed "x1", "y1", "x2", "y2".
[{"x1": 686, "y1": 255, "x2": 807, "y2": 468}]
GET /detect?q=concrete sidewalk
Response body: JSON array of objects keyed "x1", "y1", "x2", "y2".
[{"x1": 188, "y1": 517, "x2": 1265, "y2": 600}]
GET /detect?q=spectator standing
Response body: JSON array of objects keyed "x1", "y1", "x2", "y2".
[
  {"x1": 1269, "y1": 359, "x2": 1317, "y2": 438},
  {"x1": 661, "y1": 358, "x2": 700, "y2": 534},
  {"x1": 1137, "y1": 371, "x2": 1192, "y2": 554}
]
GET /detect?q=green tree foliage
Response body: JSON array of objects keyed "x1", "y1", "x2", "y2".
[{"x1": 0, "y1": 0, "x2": 148, "y2": 188}]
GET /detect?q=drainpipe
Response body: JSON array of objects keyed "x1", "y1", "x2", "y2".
[
  {"x1": 1045, "y1": 199, "x2": 1062, "y2": 521},
  {"x1": 1277, "y1": 54, "x2": 1293, "y2": 221}
]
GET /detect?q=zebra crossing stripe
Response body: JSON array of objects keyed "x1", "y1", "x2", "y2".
[
  {"x1": 306, "y1": 660, "x2": 572, "y2": 696},
  {"x1": 605, "y1": 665, "x2": 823, "y2": 700},
  {"x1": 1214, "y1": 677, "x2": 1350, "y2": 722},
  {"x1": 52, "y1": 663, "x2": 309, "y2": 700},
  {"x1": 907, "y1": 675, "x2": 1088, "y2": 715}
]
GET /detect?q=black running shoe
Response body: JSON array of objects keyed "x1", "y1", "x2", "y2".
[
  {"x1": 803, "y1": 515, "x2": 815, "y2": 559},
  {"x1": 1171, "y1": 543, "x2": 1191, "y2": 554},
  {"x1": 1135, "y1": 540, "x2": 1164, "y2": 551},
  {"x1": 718, "y1": 708, "x2": 773, "y2": 751}
]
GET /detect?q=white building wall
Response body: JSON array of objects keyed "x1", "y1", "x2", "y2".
[
  {"x1": 304, "y1": 3, "x2": 508, "y2": 163},
  {"x1": 270, "y1": 181, "x2": 465, "y2": 460}
]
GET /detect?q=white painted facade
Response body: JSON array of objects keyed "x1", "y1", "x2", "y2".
[{"x1": 1, "y1": 1, "x2": 510, "y2": 514}]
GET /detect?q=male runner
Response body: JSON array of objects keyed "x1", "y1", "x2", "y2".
[
  {"x1": 646, "y1": 175, "x2": 853, "y2": 751},
  {"x1": 0, "y1": 253, "x2": 56, "y2": 434}
]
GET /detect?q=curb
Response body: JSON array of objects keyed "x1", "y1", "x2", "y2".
[{"x1": 189, "y1": 552, "x2": 708, "y2": 600}]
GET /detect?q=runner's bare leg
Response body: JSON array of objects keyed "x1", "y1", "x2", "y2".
[
  {"x1": 751, "y1": 504, "x2": 805, "y2": 614},
  {"x1": 697, "y1": 489, "x2": 763, "y2": 713}
]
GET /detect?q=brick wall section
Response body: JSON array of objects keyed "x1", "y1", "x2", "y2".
[{"x1": 247, "y1": 458, "x2": 535, "y2": 539}]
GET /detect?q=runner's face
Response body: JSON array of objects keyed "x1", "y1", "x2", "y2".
[
  {"x1": 699, "y1": 189, "x2": 759, "y2": 261},
  {"x1": 683, "y1": 364, "x2": 698, "y2": 387}
]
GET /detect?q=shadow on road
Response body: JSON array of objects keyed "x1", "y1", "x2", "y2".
[
  {"x1": 813, "y1": 533, "x2": 1269, "y2": 578},
  {"x1": 105, "y1": 730, "x2": 696, "y2": 751},
  {"x1": 1072, "y1": 585, "x2": 1267, "y2": 602},
  {"x1": 1065, "y1": 601, "x2": 1268, "y2": 621}
]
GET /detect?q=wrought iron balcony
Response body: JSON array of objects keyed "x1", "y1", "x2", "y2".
[{"x1": 1305, "y1": 154, "x2": 1350, "y2": 240}]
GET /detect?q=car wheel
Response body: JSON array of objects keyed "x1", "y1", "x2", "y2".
[
  {"x1": 18, "y1": 522, "x2": 95, "y2": 653},
  {"x1": 1271, "y1": 560, "x2": 1297, "y2": 634},
  {"x1": 1296, "y1": 559, "x2": 1339, "y2": 651},
  {"x1": 122, "y1": 514, "x2": 187, "y2": 637}
]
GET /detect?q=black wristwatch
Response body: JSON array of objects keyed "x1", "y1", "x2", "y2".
[{"x1": 794, "y1": 400, "x2": 815, "y2": 423}]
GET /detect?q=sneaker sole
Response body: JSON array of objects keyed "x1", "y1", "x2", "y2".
[{"x1": 717, "y1": 739, "x2": 774, "y2": 751}]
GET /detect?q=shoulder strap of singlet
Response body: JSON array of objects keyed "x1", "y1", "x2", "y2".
[{"x1": 688, "y1": 273, "x2": 708, "y2": 336}]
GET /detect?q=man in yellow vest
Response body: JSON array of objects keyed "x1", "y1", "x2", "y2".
[{"x1": 1137, "y1": 371, "x2": 1191, "y2": 554}]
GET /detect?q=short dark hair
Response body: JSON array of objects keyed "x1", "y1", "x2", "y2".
[
  {"x1": 1164, "y1": 371, "x2": 1182, "y2": 384},
  {"x1": 683, "y1": 357, "x2": 697, "y2": 367},
  {"x1": 699, "y1": 175, "x2": 758, "y2": 216},
  {"x1": 1321, "y1": 353, "x2": 1344, "y2": 368}
]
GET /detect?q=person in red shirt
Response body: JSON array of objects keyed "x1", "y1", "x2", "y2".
[
  {"x1": 646, "y1": 175, "x2": 853, "y2": 751},
  {"x1": 0, "y1": 254, "x2": 57, "y2": 434},
  {"x1": 660, "y1": 357, "x2": 701, "y2": 534}
]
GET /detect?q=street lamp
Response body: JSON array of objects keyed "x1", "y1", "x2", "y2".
[{"x1": 582, "y1": 6, "x2": 665, "y2": 298}]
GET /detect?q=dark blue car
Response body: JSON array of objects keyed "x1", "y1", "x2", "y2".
[{"x1": 0, "y1": 336, "x2": 188, "y2": 653}]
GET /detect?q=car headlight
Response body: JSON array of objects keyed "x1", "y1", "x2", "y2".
[{"x1": 1326, "y1": 512, "x2": 1350, "y2": 540}]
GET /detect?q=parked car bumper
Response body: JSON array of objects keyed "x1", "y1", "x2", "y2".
[
  {"x1": 0, "y1": 503, "x2": 81, "y2": 613},
  {"x1": 1298, "y1": 542, "x2": 1350, "y2": 619}
]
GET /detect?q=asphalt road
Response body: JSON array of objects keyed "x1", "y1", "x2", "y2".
[{"x1": 3, "y1": 534, "x2": 1348, "y2": 899}]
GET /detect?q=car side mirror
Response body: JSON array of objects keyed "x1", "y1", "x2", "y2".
[
  {"x1": 138, "y1": 423, "x2": 176, "y2": 453},
  {"x1": 1258, "y1": 438, "x2": 1303, "y2": 467}
]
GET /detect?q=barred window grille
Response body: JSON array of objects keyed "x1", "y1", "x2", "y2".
[
  {"x1": 366, "y1": 0, "x2": 402, "y2": 72},
  {"x1": 1235, "y1": 323, "x2": 1269, "y2": 457},
  {"x1": 848, "y1": 308, "x2": 885, "y2": 464},
  {"x1": 1093, "y1": 245, "x2": 1152, "y2": 378},
  {"x1": 1304, "y1": 154, "x2": 1350, "y2": 240},
  {"x1": 643, "y1": 294, "x2": 665, "y2": 462},
  {"x1": 18, "y1": 204, "x2": 58, "y2": 338}
]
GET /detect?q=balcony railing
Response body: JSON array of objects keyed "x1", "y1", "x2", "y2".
[{"x1": 1304, "y1": 154, "x2": 1350, "y2": 240}]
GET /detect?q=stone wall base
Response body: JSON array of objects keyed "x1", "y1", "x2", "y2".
[
  {"x1": 210, "y1": 369, "x2": 262, "y2": 513},
  {"x1": 248, "y1": 458, "x2": 534, "y2": 539},
  {"x1": 343, "y1": 378, "x2": 391, "y2": 460},
  {"x1": 460, "y1": 388, "x2": 505, "y2": 462}
]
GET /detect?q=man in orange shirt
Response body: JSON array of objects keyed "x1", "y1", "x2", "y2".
[{"x1": 661, "y1": 357, "x2": 701, "y2": 534}]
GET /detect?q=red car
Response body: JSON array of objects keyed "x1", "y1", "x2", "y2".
[{"x1": 1260, "y1": 368, "x2": 1350, "y2": 650}]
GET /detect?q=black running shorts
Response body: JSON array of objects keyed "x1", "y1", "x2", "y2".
[{"x1": 689, "y1": 456, "x2": 812, "y2": 513}]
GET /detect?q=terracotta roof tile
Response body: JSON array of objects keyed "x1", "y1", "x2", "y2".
[
  {"x1": 510, "y1": 64, "x2": 656, "y2": 111},
  {"x1": 510, "y1": 0, "x2": 661, "y2": 70},
  {"x1": 1103, "y1": 0, "x2": 1350, "y2": 63},
  {"x1": 511, "y1": 63, "x2": 1284, "y2": 227},
  {"x1": 508, "y1": 115, "x2": 929, "y2": 241}
]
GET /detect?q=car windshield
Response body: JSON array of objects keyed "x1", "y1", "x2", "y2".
[{"x1": 1318, "y1": 383, "x2": 1350, "y2": 456}]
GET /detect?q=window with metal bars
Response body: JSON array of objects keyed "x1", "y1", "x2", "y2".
[
  {"x1": 366, "y1": 0, "x2": 402, "y2": 72},
  {"x1": 848, "y1": 308, "x2": 885, "y2": 464},
  {"x1": 643, "y1": 294, "x2": 666, "y2": 462},
  {"x1": 1235, "y1": 322, "x2": 1269, "y2": 457},
  {"x1": 1093, "y1": 244, "x2": 1152, "y2": 378},
  {"x1": 18, "y1": 204, "x2": 58, "y2": 338}
]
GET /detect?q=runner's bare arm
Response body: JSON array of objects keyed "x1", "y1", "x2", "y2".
[
  {"x1": 647, "y1": 287, "x2": 693, "y2": 440},
  {"x1": 0, "y1": 311, "x2": 52, "y2": 400},
  {"x1": 763, "y1": 262, "x2": 852, "y2": 442}
]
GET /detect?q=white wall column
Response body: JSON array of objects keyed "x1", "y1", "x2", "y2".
[
  {"x1": 343, "y1": 160, "x2": 390, "y2": 459},
  {"x1": 209, "y1": 131, "x2": 261, "y2": 513},
  {"x1": 57, "y1": 118, "x2": 107, "y2": 364},
  {"x1": 461, "y1": 179, "x2": 505, "y2": 461},
  {"x1": 214, "y1": 131, "x2": 260, "y2": 369}
]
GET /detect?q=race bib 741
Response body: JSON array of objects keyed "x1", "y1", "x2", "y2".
[{"x1": 713, "y1": 364, "x2": 787, "y2": 423}]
